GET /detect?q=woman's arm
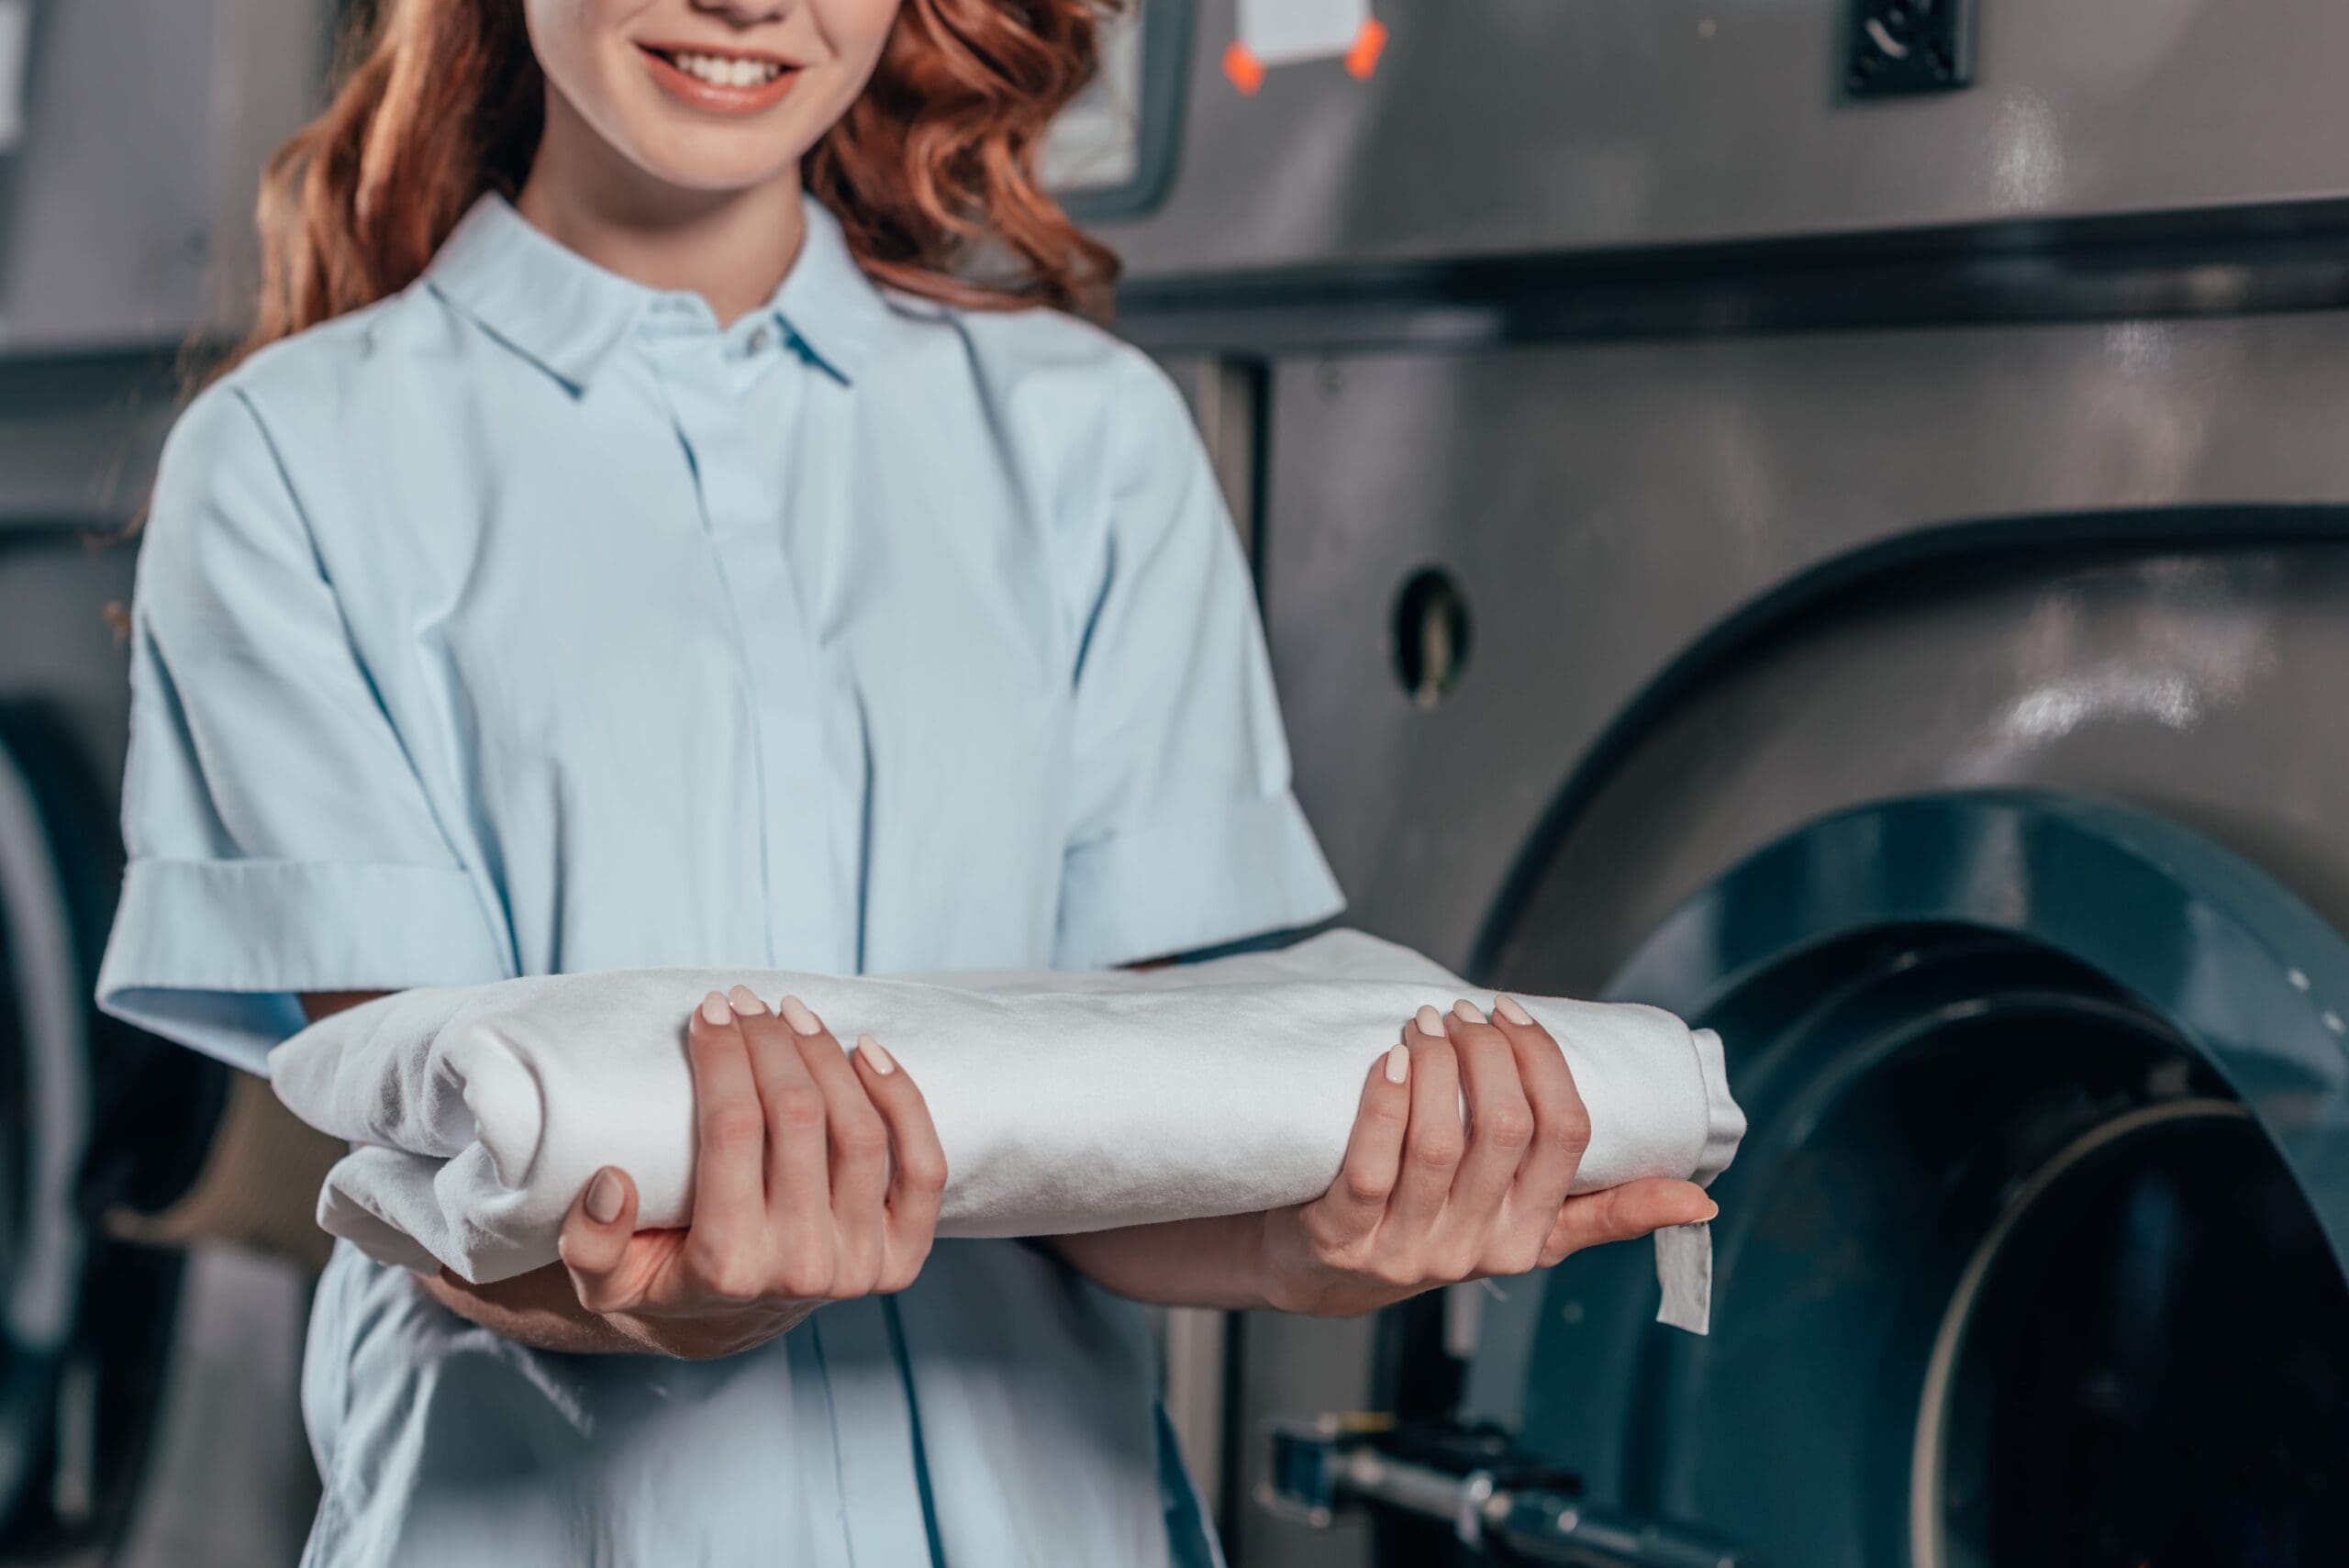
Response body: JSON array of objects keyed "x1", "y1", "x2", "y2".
[{"x1": 1052, "y1": 999, "x2": 1716, "y2": 1318}]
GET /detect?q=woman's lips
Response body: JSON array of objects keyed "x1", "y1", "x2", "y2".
[{"x1": 638, "y1": 44, "x2": 803, "y2": 115}]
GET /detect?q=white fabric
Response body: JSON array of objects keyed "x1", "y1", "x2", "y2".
[{"x1": 270, "y1": 931, "x2": 1744, "y2": 1329}]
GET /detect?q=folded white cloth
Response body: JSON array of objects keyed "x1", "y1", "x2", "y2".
[{"x1": 270, "y1": 930, "x2": 1744, "y2": 1330}]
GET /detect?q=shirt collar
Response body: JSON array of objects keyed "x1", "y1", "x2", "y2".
[{"x1": 426, "y1": 192, "x2": 886, "y2": 392}]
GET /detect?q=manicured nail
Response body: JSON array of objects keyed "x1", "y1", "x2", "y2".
[
  {"x1": 700, "y1": 992, "x2": 731, "y2": 1027},
  {"x1": 1385, "y1": 1041, "x2": 1410, "y2": 1084},
  {"x1": 780, "y1": 995, "x2": 823, "y2": 1036},
  {"x1": 1452, "y1": 998, "x2": 1485, "y2": 1024},
  {"x1": 1699, "y1": 1200, "x2": 1720, "y2": 1222},
  {"x1": 727, "y1": 984, "x2": 766, "y2": 1015},
  {"x1": 1415, "y1": 1004, "x2": 1448, "y2": 1039},
  {"x1": 586, "y1": 1169, "x2": 625, "y2": 1224},
  {"x1": 856, "y1": 1034, "x2": 896, "y2": 1075},
  {"x1": 1495, "y1": 995, "x2": 1534, "y2": 1027}
]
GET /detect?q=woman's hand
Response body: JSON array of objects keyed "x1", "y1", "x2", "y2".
[
  {"x1": 554, "y1": 986, "x2": 947, "y2": 1360},
  {"x1": 1257, "y1": 998, "x2": 1716, "y2": 1318}
]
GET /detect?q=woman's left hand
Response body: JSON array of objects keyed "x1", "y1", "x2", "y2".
[{"x1": 1256, "y1": 998, "x2": 1717, "y2": 1318}]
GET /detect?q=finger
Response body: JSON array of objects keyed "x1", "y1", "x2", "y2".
[
  {"x1": 685, "y1": 993, "x2": 768, "y2": 1263},
  {"x1": 852, "y1": 1035, "x2": 949, "y2": 1290},
  {"x1": 1445, "y1": 1000, "x2": 1537, "y2": 1223},
  {"x1": 779, "y1": 996, "x2": 889, "y2": 1288},
  {"x1": 559, "y1": 1165, "x2": 642, "y2": 1312},
  {"x1": 1536, "y1": 1179, "x2": 1718, "y2": 1267},
  {"x1": 737, "y1": 1004, "x2": 841, "y2": 1249},
  {"x1": 1309, "y1": 1041, "x2": 1414, "y2": 1239},
  {"x1": 1387, "y1": 1007, "x2": 1464, "y2": 1237},
  {"x1": 1488, "y1": 995, "x2": 1589, "y2": 1217}
]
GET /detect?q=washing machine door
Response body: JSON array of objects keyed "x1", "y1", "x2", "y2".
[
  {"x1": 0, "y1": 708, "x2": 104, "y2": 1531},
  {"x1": 0, "y1": 705, "x2": 318, "y2": 1566},
  {"x1": 1465, "y1": 791, "x2": 2349, "y2": 1567}
]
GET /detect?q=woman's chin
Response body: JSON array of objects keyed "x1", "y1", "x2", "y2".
[{"x1": 613, "y1": 138, "x2": 807, "y2": 203}]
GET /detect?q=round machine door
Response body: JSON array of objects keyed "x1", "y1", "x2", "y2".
[
  {"x1": 1475, "y1": 792, "x2": 2349, "y2": 1568},
  {"x1": 0, "y1": 706, "x2": 318, "y2": 1566}
]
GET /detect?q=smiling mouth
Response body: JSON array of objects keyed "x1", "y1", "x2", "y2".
[{"x1": 640, "y1": 44, "x2": 793, "y2": 90}]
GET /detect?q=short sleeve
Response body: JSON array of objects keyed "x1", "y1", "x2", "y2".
[
  {"x1": 1052, "y1": 356, "x2": 1345, "y2": 969},
  {"x1": 95, "y1": 385, "x2": 508, "y2": 1072}
]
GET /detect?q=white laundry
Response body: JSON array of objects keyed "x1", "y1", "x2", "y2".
[{"x1": 269, "y1": 930, "x2": 1744, "y2": 1330}]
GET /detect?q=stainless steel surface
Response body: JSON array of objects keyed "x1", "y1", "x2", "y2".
[
  {"x1": 1494, "y1": 545, "x2": 2349, "y2": 994},
  {"x1": 1259, "y1": 312, "x2": 2349, "y2": 980},
  {"x1": 1099, "y1": 0, "x2": 2349, "y2": 279},
  {"x1": 1157, "y1": 352, "x2": 1264, "y2": 562},
  {"x1": 0, "y1": 0, "x2": 328, "y2": 354}
]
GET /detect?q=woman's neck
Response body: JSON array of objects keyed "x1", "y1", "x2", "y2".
[{"x1": 516, "y1": 89, "x2": 807, "y2": 328}]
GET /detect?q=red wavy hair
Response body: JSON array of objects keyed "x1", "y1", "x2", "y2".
[{"x1": 228, "y1": 0, "x2": 1120, "y2": 374}]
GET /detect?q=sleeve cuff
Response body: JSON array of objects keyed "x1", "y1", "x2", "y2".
[
  {"x1": 95, "y1": 858, "x2": 509, "y2": 1073},
  {"x1": 1054, "y1": 792, "x2": 1347, "y2": 971}
]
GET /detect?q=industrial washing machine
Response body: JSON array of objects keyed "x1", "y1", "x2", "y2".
[
  {"x1": 1080, "y1": 1, "x2": 2349, "y2": 1563},
  {"x1": 0, "y1": 2, "x2": 334, "y2": 1562}
]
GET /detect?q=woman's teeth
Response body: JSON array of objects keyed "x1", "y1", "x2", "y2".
[{"x1": 670, "y1": 52, "x2": 785, "y2": 89}]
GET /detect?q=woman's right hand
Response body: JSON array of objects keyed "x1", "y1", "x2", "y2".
[{"x1": 555, "y1": 986, "x2": 947, "y2": 1361}]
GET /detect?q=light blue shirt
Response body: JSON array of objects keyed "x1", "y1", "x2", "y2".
[{"x1": 95, "y1": 193, "x2": 1343, "y2": 1568}]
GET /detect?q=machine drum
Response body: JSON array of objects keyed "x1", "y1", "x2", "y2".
[
  {"x1": 1466, "y1": 794, "x2": 2349, "y2": 1568},
  {"x1": 1927, "y1": 1107, "x2": 2349, "y2": 1567}
]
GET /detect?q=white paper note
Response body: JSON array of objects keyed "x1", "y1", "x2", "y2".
[{"x1": 1237, "y1": 0, "x2": 1374, "y2": 68}]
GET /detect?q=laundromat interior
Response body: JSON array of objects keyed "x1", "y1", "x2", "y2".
[{"x1": 6, "y1": 0, "x2": 2349, "y2": 1563}]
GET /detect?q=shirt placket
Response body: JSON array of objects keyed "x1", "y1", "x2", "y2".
[
  {"x1": 644, "y1": 316, "x2": 933, "y2": 1567},
  {"x1": 646, "y1": 316, "x2": 851, "y2": 973}
]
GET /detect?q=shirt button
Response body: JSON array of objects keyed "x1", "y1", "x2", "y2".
[{"x1": 747, "y1": 326, "x2": 773, "y2": 353}]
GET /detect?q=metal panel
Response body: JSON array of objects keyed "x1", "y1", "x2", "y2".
[
  {"x1": 1493, "y1": 546, "x2": 2349, "y2": 995},
  {"x1": 1257, "y1": 311, "x2": 2349, "y2": 979},
  {"x1": 0, "y1": 0, "x2": 329, "y2": 353},
  {"x1": 1098, "y1": 0, "x2": 2349, "y2": 279}
]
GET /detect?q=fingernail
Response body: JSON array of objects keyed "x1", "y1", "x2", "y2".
[
  {"x1": 1385, "y1": 1041, "x2": 1410, "y2": 1084},
  {"x1": 780, "y1": 995, "x2": 823, "y2": 1036},
  {"x1": 1495, "y1": 995, "x2": 1534, "y2": 1027},
  {"x1": 728, "y1": 984, "x2": 767, "y2": 1015},
  {"x1": 1699, "y1": 1201, "x2": 1720, "y2": 1222},
  {"x1": 586, "y1": 1169, "x2": 625, "y2": 1224},
  {"x1": 1452, "y1": 998, "x2": 1485, "y2": 1024},
  {"x1": 1414, "y1": 1004, "x2": 1448, "y2": 1039},
  {"x1": 700, "y1": 992, "x2": 731, "y2": 1027},
  {"x1": 856, "y1": 1034, "x2": 896, "y2": 1074}
]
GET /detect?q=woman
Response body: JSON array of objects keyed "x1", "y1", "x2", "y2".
[{"x1": 95, "y1": 1, "x2": 1713, "y2": 1563}]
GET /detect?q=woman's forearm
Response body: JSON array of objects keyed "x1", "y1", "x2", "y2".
[
  {"x1": 1049, "y1": 1212, "x2": 1280, "y2": 1311},
  {"x1": 422, "y1": 1262, "x2": 650, "y2": 1354}
]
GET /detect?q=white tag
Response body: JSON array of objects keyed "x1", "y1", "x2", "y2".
[
  {"x1": 1653, "y1": 1220, "x2": 1714, "y2": 1335},
  {"x1": 1236, "y1": 0, "x2": 1373, "y2": 68}
]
